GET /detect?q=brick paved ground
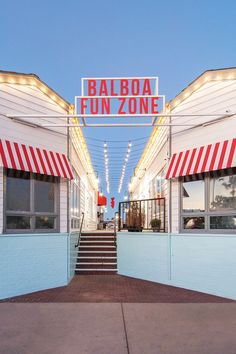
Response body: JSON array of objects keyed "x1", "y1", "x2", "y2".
[{"x1": 1, "y1": 275, "x2": 234, "y2": 302}]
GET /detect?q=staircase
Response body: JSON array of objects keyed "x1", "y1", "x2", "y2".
[{"x1": 75, "y1": 231, "x2": 117, "y2": 274}]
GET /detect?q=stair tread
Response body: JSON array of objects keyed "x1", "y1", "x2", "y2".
[
  {"x1": 77, "y1": 262, "x2": 117, "y2": 265},
  {"x1": 75, "y1": 268, "x2": 118, "y2": 271},
  {"x1": 80, "y1": 241, "x2": 115, "y2": 243},
  {"x1": 78, "y1": 251, "x2": 116, "y2": 253},
  {"x1": 79, "y1": 256, "x2": 117, "y2": 259}
]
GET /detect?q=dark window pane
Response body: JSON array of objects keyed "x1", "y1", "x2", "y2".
[
  {"x1": 35, "y1": 177, "x2": 55, "y2": 212},
  {"x1": 182, "y1": 180, "x2": 205, "y2": 212},
  {"x1": 6, "y1": 170, "x2": 30, "y2": 211},
  {"x1": 210, "y1": 216, "x2": 236, "y2": 229},
  {"x1": 210, "y1": 174, "x2": 236, "y2": 210},
  {"x1": 71, "y1": 218, "x2": 80, "y2": 229},
  {"x1": 183, "y1": 217, "x2": 205, "y2": 229},
  {"x1": 36, "y1": 216, "x2": 55, "y2": 229},
  {"x1": 7, "y1": 215, "x2": 30, "y2": 229}
]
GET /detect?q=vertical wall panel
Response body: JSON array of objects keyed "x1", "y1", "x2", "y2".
[{"x1": 0, "y1": 167, "x2": 3, "y2": 234}]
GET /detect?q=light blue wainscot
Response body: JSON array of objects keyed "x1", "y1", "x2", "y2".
[
  {"x1": 117, "y1": 232, "x2": 236, "y2": 300},
  {"x1": 0, "y1": 232, "x2": 78, "y2": 300}
]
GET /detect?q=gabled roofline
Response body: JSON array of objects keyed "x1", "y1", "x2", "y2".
[
  {"x1": 169, "y1": 67, "x2": 236, "y2": 110},
  {"x1": 130, "y1": 67, "x2": 236, "y2": 192},
  {"x1": 0, "y1": 70, "x2": 98, "y2": 190},
  {"x1": 0, "y1": 70, "x2": 70, "y2": 110}
]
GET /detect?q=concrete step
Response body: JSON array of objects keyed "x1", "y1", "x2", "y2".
[
  {"x1": 75, "y1": 270, "x2": 117, "y2": 275},
  {"x1": 77, "y1": 259, "x2": 117, "y2": 264},
  {"x1": 77, "y1": 252, "x2": 117, "y2": 258},
  {"x1": 81, "y1": 232, "x2": 115, "y2": 236},
  {"x1": 78, "y1": 256, "x2": 117, "y2": 259},
  {"x1": 77, "y1": 261, "x2": 117, "y2": 268},
  {"x1": 77, "y1": 262, "x2": 117, "y2": 266},
  {"x1": 80, "y1": 240, "x2": 115, "y2": 244},
  {"x1": 79, "y1": 247, "x2": 116, "y2": 252},
  {"x1": 80, "y1": 236, "x2": 115, "y2": 240},
  {"x1": 75, "y1": 268, "x2": 117, "y2": 272},
  {"x1": 76, "y1": 231, "x2": 117, "y2": 275}
]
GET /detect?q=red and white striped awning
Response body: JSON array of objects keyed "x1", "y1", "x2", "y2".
[
  {"x1": 0, "y1": 139, "x2": 74, "y2": 179},
  {"x1": 166, "y1": 137, "x2": 236, "y2": 179}
]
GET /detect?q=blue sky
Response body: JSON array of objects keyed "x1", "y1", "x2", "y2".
[{"x1": 1, "y1": 0, "x2": 236, "y2": 217}]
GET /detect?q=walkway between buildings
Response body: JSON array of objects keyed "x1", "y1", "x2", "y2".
[{"x1": 1, "y1": 275, "x2": 233, "y2": 302}]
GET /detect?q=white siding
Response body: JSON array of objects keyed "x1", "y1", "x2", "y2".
[
  {"x1": 131, "y1": 73, "x2": 236, "y2": 234},
  {"x1": 0, "y1": 82, "x2": 69, "y2": 233},
  {"x1": 132, "y1": 136, "x2": 168, "y2": 199},
  {"x1": 70, "y1": 143, "x2": 97, "y2": 231},
  {"x1": 0, "y1": 83, "x2": 67, "y2": 152},
  {"x1": 0, "y1": 167, "x2": 3, "y2": 234},
  {"x1": 60, "y1": 179, "x2": 68, "y2": 233},
  {"x1": 170, "y1": 78, "x2": 236, "y2": 232},
  {"x1": 171, "y1": 180, "x2": 180, "y2": 233},
  {"x1": 171, "y1": 80, "x2": 236, "y2": 150}
]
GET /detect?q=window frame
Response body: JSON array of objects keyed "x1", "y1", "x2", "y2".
[
  {"x1": 70, "y1": 169, "x2": 81, "y2": 230},
  {"x1": 3, "y1": 168, "x2": 60, "y2": 234},
  {"x1": 180, "y1": 171, "x2": 236, "y2": 234},
  {"x1": 149, "y1": 169, "x2": 166, "y2": 199}
]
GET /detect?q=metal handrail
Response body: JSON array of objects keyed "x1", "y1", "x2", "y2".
[
  {"x1": 114, "y1": 212, "x2": 118, "y2": 248},
  {"x1": 75, "y1": 212, "x2": 85, "y2": 248},
  {"x1": 118, "y1": 197, "x2": 166, "y2": 232}
]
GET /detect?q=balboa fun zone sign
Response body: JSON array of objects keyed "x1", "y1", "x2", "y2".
[{"x1": 75, "y1": 77, "x2": 165, "y2": 126}]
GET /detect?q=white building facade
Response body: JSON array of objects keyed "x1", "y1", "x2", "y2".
[
  {"x1": 118, "y1": 68, "x2": 236, "y2": 300},
  {"x1": 0, "y1": 70, "x2": 98, "y2": 299},
  {"x1": 130, "y1": 68, "x2": 236, "y2": 234}
]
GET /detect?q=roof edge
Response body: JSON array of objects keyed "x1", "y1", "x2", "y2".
[{"x1": 0, "y1": 69, "x2": 71, "y2": 110}]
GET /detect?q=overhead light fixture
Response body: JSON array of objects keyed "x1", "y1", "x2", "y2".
[
  {"x1": 118, "y1": 141, "x2": 132, "y2": 193},
  {"x1": 104, "y1": 141, "x2": 110, "y2": 193}
]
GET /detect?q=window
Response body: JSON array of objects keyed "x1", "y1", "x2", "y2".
[
  {"x1": 156, "y1": 170, "x2": 165, "y2": 198},
  {"x1": 210, "y1": 215, "x2": 236, "y2": 229},
  {"x1": 5, "y1": 169, "x2": 59, "y2": 233},
  {"x1": 210, "y1": 175, "x2": 236, "y2": 210},
  {"x1": 180, "y1": 168, "x2": 236, "y2": 232},
  {"x1": 183, "y1": 216, "x2": 205, "y2": 230},
  {"x1": 149, "y1": 169, "x2": 166, "y2": 198},
  {"x1": 71, "y1": 170, "x2": 80, "y2": 229},
  {"x1": 182, "y1": 179, "x2": 205, "y2": 212}
]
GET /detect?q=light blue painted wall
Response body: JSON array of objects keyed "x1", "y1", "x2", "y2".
[
  {"x1": 68, "y1": 232, "x2": 79, "y2": 281},
  {"x1": 118, "y1": 233, "x2": 171, "y2": 284},
  {"x1": 117, "y1": 232, "x2": 236, "y2": 300},
  {"x1": 0, "y1": 233, "x2": 75, "y2": 300}
]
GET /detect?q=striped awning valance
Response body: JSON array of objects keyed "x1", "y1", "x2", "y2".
[
  {"x1": 166, "y1": 137, "x2": 236, "y2": 179},
  {"x1": 0, "y1": 139, "x2": 74, "y2": 179}
]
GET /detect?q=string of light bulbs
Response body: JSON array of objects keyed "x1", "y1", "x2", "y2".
[
  {"x1": 118, "y1": 141, "x2": 132, "y2": 193},
  {"x1": 104, "y1": 142, "x2": 110, "y2": 193}
]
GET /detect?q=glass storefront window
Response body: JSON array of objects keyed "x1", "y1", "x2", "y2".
[
  {"x1": 210, "y1": 175, "x2": 236, "y2": 210},
  {"x1": 35, "y1": 176, "x2": 55, "y2": 212},
  {"x1": 182, "y1": 180, "x2": 205, "y2": 212},
  {"x1": 35, "y1": 216, "x2": 55, "y2": 229},
  {"x1": 5, "y1": 169, "x2": 58, "y2": 233},
  {"x1": 6, "y1": 216, "x2": 31, "y2": 229},
  {"x1": 6, "y1": 170, "x2": 30, "y2": 211},
  {"x1": 210, "y1": 215, "x2": 236, "y2": 229},
  {"x1": 181, "y1": 169, "x2": 236, "y2": 232},
  {"x1": 183, "y1": 217, "x2": 205, "y2": 229}
]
